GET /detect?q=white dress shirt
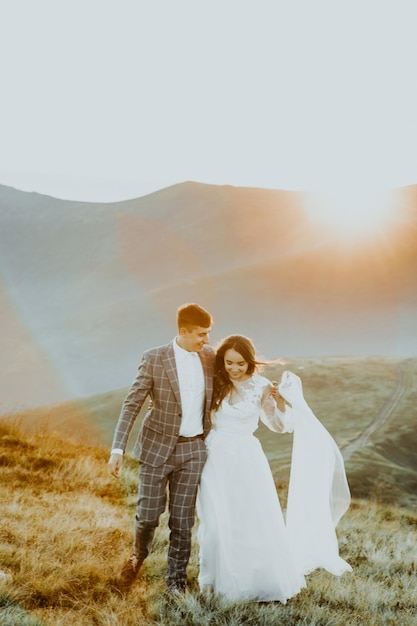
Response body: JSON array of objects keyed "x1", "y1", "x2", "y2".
[{"x1": 173, "y1": 338, "x2": 205, "y2": 437}]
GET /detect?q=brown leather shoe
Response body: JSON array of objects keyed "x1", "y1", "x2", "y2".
[{"x1": 119, "y1": 554, "x2": 142, "y2": 588}]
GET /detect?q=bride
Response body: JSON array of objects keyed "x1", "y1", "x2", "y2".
[{"x1": 197, "y1": 335, "x2": 352, "y2": 603}]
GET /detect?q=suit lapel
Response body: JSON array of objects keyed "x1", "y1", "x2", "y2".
[{"x1": 161, "y1": 342, "x2": 182, "y2": 408}]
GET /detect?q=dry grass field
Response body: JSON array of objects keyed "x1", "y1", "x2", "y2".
[{"x1": 1, "y1": 357, "x2": 416, "y2": 625}]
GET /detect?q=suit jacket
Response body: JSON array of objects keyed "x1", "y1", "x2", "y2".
[{"x1": 111, "y1": 340, "x2": 215, "y2": 467}]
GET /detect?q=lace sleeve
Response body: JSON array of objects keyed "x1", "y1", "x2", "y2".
[{"x1": 260, "y1": 383, "x2": 294, "y2": 433}]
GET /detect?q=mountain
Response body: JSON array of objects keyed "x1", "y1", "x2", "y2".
[{"x1": 1, "y1": 181, "x2": 417, "y2": 412}]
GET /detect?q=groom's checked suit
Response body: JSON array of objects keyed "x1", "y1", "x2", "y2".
[
  {"x1": 112, "y1": 342, "x2": 214, "y2": 466},
  {"x1": 110, "y1": 311, "x2": 215, "y2": 592}
]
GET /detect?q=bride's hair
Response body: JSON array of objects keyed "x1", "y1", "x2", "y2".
[{"x1": 211, "y1": 335, "x2": 264, "y2": 410}]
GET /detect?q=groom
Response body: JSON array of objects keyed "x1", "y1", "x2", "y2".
[{"x1": 108, "y1": 303, "x2": 215, "y2": 594}]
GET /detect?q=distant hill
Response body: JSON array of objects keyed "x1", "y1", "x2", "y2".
[{"x1": 1, "y1": 181, "x2": 417, "y2": 412}]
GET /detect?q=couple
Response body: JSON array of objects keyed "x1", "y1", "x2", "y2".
[{"x1": 108, "y1": 303, "x2": 352, "y2": 601}]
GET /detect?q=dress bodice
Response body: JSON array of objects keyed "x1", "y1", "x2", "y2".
[{"x1": 211, "y1": 374, "x2": 292, "y2": 436}]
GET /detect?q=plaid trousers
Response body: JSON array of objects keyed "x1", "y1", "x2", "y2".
[{"x1": 134, "y1": 437, "x2": 207, "y2": 587}]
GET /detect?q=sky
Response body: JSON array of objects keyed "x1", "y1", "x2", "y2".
[{"x1": 1, "y1": 0, "x2": 417, "y2": 202}]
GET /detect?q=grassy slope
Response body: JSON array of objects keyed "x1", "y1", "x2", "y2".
[{"x1": 1, "y1": 356, "x2": 417, "y2": 625}]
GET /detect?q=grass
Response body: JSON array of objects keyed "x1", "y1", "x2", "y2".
[{"x1": 1, "y1": 356, "x2": 417, "y2": 624}]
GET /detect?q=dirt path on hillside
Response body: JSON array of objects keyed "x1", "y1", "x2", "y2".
[{"x1": 341, "y1": 359, "x2": 414, "y2": 462}]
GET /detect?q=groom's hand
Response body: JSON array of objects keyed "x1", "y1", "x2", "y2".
[{"x1": 108, "y1": 453, "x2": 123, "y2": 478}]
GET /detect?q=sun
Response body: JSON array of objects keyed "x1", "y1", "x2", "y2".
[{"x1": 302, "y1": 185, "x2": 401, "y2": 243}]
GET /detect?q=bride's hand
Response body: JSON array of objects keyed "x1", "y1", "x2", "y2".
[
  {"x1": 271, "y1": 381, "x2": 287, "y2": 412},
  {"x1": 278, "y1": 371, "x2": 306, "y2": 409}
]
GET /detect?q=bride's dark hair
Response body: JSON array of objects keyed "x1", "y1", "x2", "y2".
[{"x1": 212, "y1": 335, "x2": 264, "y2": 411}]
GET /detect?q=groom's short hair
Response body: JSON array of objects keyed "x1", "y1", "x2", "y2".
[{"x1": 177, "y1": 303, "x2": 213, "y2": 331}]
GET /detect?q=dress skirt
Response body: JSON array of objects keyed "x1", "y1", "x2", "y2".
[{"x1": 197, "y1": 429, "x2": 306, "y2": 602}]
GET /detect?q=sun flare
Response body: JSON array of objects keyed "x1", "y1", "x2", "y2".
[{"x1": 303, "y1": 186, "x2": 401, "y2": 242}]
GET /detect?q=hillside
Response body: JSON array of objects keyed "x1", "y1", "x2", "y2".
[
  {"x1": 1, "y1": 181, "x2": 417, "y2": 414},
  {"x1": 1, "y1": 388, "x2": 416, "y2": 625}
]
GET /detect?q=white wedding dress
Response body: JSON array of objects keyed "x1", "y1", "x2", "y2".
[{"x1": 197, "y1": 371, "x2": 351, "y2": 602}]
